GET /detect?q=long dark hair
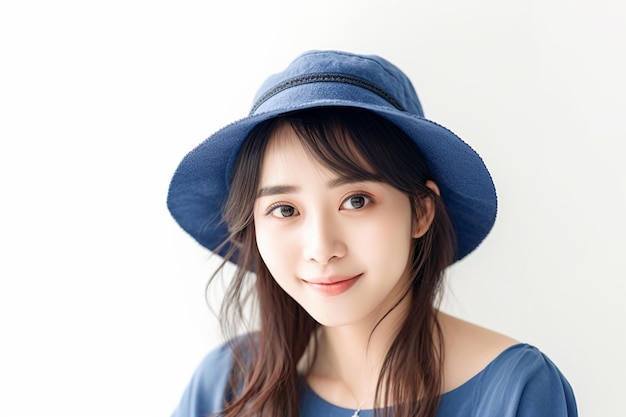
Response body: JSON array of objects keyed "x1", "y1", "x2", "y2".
[{"x1": 210, "y1": 107, "x2": 456, "y2": 417}]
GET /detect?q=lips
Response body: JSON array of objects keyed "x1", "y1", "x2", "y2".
[{"x1": 302, "y1": 274, "x2": 362, "y2": 297}]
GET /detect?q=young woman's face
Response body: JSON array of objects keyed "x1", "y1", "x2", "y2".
[{"x1": 253, "y1": 124, "x2": 418, "y2": 328}]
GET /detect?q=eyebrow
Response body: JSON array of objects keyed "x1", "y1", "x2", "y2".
[
  {"x1": 257, "y1": 185, "x2": 299, "y2": 198},
  {"x1": 256, "y1": 177, "x2": 372, "y2": 198}
]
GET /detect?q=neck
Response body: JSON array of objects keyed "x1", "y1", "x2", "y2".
[{"x1": 312, "y1": 291, "x2": 413, "y2": 407}]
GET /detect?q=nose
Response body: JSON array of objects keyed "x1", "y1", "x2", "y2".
[{"x1": 302, "y1": 212, "x2": 347, "y2": 264}]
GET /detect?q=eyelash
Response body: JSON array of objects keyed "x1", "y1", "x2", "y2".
[
  {"x1": 264, "y1": 193, "x2": 374, "y2": 218},
  {"x1": 340, "y1": 193, "x2": 374, "y2": 210},
  {"x1": 265, "y1": 203, "x2": 298, "y2": 218}
]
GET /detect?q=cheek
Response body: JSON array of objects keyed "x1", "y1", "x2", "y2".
[
  {"x1": 255, "y1": 225, "x2": 294, "y2": 279},
  {"x1": 354, "y1": 211, "x2": 414, "y2": 278},
  {"x1": 255, "y1": 227, "x2": 275, "y2": 266},
  {"x1": 358, "y1": 210, "x2": 413, "y2": 252},
  {"x1": 255, "y1": 229, "x2": 304, "y2": 301}
]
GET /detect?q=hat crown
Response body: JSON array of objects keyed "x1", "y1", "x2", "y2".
[{"x1": 251, "y1": 50, "x2": 424, "y2": 117}]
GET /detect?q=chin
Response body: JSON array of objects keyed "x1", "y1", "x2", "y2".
[{"x1": 305, "y1": 309, "x2": 359, "y2": 328}]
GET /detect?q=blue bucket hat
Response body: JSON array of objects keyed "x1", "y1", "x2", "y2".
[{"x1": 167, "y1": 50, "x2": 497, "y2": 261}]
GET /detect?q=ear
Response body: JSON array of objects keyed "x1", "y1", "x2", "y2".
[{"x1": 412, "y1": 180, "x2": 440, "y2": 238}]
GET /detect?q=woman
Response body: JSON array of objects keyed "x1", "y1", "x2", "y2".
[{"x1": 167, "y1": 50, "x2": 577, "y2": 417}]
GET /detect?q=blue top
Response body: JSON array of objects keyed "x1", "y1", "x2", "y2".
[{"x1": 172, "y1": 342, "x2": 577, "y2": 417}]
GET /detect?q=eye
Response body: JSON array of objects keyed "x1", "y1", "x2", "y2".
[
  {"x1": 267, "y1": 204, "x2": 299, "y2": 218},
  {"x1": 340, "y1": 194, "x2": 372, "y2": 210}
]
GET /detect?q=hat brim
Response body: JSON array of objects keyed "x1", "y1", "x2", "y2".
[{"x1": 167, "y1": 84, "x2": 496, "y2": 262}]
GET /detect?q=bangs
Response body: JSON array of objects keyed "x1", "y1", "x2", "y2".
[
  {"x1": 276, "y1": 107, "x2": 431, "y2": 197},
  {"x1": 283, "y1": 110, "x2": 385, "y2": 184}
]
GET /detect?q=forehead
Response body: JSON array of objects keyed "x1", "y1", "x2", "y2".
[
  {"x1": 264, "y1": 122, "x2": 306, "y2": 155},
  {"x1": 259, "y1": 123, "x2": 331, "y2": 182},
  {"x1": 261, "y1": 119, "x2": 374, "y2": 176}
]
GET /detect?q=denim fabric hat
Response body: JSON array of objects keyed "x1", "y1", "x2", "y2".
[{"x1": 167, "y1": 50, "x2": 497, "y2": 261}]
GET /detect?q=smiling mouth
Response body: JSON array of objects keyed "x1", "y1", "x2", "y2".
[{"x1": 303, "y1": 274, "x2": 362, "y2": 297}]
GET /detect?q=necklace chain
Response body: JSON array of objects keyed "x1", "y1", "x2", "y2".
[
  {"x1": 316, "y1": 346, "x2": 373, "y2": 416},
  {"x1": 349, "y1": 393, "x2": 369, "y2": 416}
]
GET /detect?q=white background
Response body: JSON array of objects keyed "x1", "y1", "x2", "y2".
[{"x1": 1, "y1": 1, "x2": 624, "y2": 416}]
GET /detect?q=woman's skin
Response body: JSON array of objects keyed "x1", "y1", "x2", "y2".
[{"x1": 253, "y1": 123, "x2": 517, "y2": 409}]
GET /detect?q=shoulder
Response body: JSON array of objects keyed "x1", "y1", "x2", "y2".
[
  {"x1": 437, "y1": 313, "x2": 577, "y2": 416},
  {"x1": 171, "y1": 336, "x2": 251, "y2": 417},
  {"x1": 438, "y1": 312, "x2": 519, "y2": 392}
]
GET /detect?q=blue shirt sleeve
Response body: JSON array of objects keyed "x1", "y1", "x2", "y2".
[
  {"x1": 170, "y1": 343, "x2": 233, "y2": 417},
  {"x1": 439, "y1": 344, "x2": 577, "y2": 417},
  {"x1": 513, "y1": 348, "x2": 577, "y2": 416}
]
